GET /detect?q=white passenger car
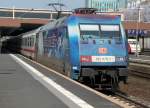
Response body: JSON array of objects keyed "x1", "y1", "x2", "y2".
[{"x1": 128, "y1": 39, "x2": 141, "y2": 53}]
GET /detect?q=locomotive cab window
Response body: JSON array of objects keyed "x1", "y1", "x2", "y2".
[
  {"x1": 79, "y1": 24, "x2": 100, "y2": 42},
  {"x1": 100, "y1": 25, "x2": 122, "y2": 44},
  {"x1": 100, "y1": 25, "x2": 121, "y2": 38}
]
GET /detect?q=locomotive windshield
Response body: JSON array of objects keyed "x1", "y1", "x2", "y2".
[
  {"x1": 100, "y1": 25, "x2": 120, "y2": 38},
  {"x1": 80, "y1": 24, "x2": 100, "y2": 40},
  {"x1": 79, "y1": 24, "x2": 122, "y2": 44}
]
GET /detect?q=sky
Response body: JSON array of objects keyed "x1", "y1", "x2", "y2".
[{"x1": 0, "y1": 0, "x2": 85, "y2": 10}]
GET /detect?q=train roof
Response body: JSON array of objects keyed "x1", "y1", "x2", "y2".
[
  {"x1": 18, "y1": 27, "x2": 41, "y2": 37},
  {"x1": 72, "y1": 14, "x2": 120, "y2": 19},
  {"x1": 72, "y1": 8, "x2": 120, "y2": 19},
  {"x1": 39, "y1": 16, "x2": 68, "y2": 31}
]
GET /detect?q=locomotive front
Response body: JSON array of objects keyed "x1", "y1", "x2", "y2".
[{"x1": 67, "y1": 8, "x2": 128, "y2": 90}]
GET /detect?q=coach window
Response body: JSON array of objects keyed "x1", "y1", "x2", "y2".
[
  {"x1": 26, "y1": 38, "x2": 28, "y2": 46},
  {"x1": 22, "y1": 38, "x2": 24, "y2": 46},
  {"x1": 27, "y1": 38, "x2": 28, "y2": 47},
  {"x1": 26, "y1": 38, "x2": 27, "y2": 46},
  {"x1": 30, "y1": 37, "x2": 31, "y2": 46},
  {"x1": 31, "y1": 37, "x2": 34, "y2": 46},
  {"x1": 31, "y1": 35, "x2": 33, "y2": 46},
  {"x1": 26, "y1": 38, "x2": 27, "y2": 47},
  {"x1": 28, "y1": 38, "x2": 30, "y2": 47},
  {"x1": 24, "y1": 38, "x2": 25, "y2": 46},
  {"x1": 30, "y1": 37, "x2": 32, "y2": 46},
  {"x1": 29, "y1": 37, "x2": 31, "y2": 47},
  {"x1": 23, "y1": 38, "x2": 25, "y2": 46},
  {"x1": 28, "y1": 38, "x2": 29, "y2": 46},
  {"x1": 79, "y1": 24, "x2": 100, "y2": 41},
  {"x1": 30, "y1": 37, "x2": 32, "y2": 47},
  {"x1": 25, "y1": 38, "x2": 26, "y2": 46}
]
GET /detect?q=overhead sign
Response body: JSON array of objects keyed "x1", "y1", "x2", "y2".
[{"x1": 127, "y1": 29, "x2": 148, "y2": 36}]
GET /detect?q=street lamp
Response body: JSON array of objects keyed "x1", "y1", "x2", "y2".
[
  {"x1": 124, "y1": 7, "x2": 144, "y2": 57},
  {"x1": 135, "y1": 7, "x2": 141, "y2": 57},
  {"x1": 135, "y1": 7, "x2": 144, "y2": 57}
]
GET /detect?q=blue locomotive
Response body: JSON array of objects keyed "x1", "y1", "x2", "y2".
[{"x1": 6, "y1": 8, "x2": 129, "y2": 90}]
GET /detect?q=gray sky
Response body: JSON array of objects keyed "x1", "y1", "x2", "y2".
[{"x1": 0, "y1": 0, "x2": 85, "y2": 10}]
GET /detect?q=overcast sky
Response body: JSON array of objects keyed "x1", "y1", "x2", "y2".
[{"x1": 0, "y1": 0, "x2": 85, "y2": 10}]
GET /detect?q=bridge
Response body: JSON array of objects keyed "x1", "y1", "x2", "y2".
[
  {"x1": 0, "y1": 7, "x2": 71, "y2": 36},
  {"x1": 0, "y1": 7, "x2": 150, "y2": 37}
]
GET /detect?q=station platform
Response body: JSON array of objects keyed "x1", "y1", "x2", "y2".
[{"x1": 0, "y1": 54, "x2": 124, "y2": 108}]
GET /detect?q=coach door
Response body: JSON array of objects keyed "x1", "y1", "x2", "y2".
[
  {"x1": 63, "y1": 27, "x2": 71, "y2": 77},
  {"x1": 37, "y1": 31, "x2": 44, "y2": 56},
  {"x1": 35, "y1": 33, "x2": 39, "y2": 61}
]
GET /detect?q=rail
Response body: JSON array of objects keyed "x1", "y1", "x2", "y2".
[
  {"x1": 129, "y1": 69, "x2": 150, "y2": 79},
  {"x1": 115, "y1": 92, "x2": 150, "y2": 108},
  {"x1": 129, "y1": 61, "x2": 150, "y2": 79}
]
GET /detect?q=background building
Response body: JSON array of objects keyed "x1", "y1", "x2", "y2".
[
  {"x1": 86, "y1": 0, "x2": 127, "y2": 12},
  {"x1": 124, "y1": 0, "x2": 150, "y2": 51},
  {"x1": 124, "y1": 0, "x2": 150, "y2": 22},
  {"x1": 139, "y1": 0, "x2": 150, "y2": 22},
  {"x1": 127, "y1": 0, "x2": 148, "y2": 8}
]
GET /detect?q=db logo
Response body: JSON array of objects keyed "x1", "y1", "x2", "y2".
[{"x1": 99, "y1": 48, "x2": 107, "y2": 54}]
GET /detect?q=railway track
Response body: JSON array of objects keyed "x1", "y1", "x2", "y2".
[
  {"x1": 90, "y1": 85, "x2": 150, "y2": 108},
  {"x1": 129, "y1": 61, "x2": 150, "y2": 79},
  {"x1": 114, "y1": 92, "x2": 150, "y2": 108},
  {"x1": 94, "y1": 89, "x2": 150, "y2": 108},
  {"x1": 129, "y1": 69, "x2": 150, "y2": 79}
]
